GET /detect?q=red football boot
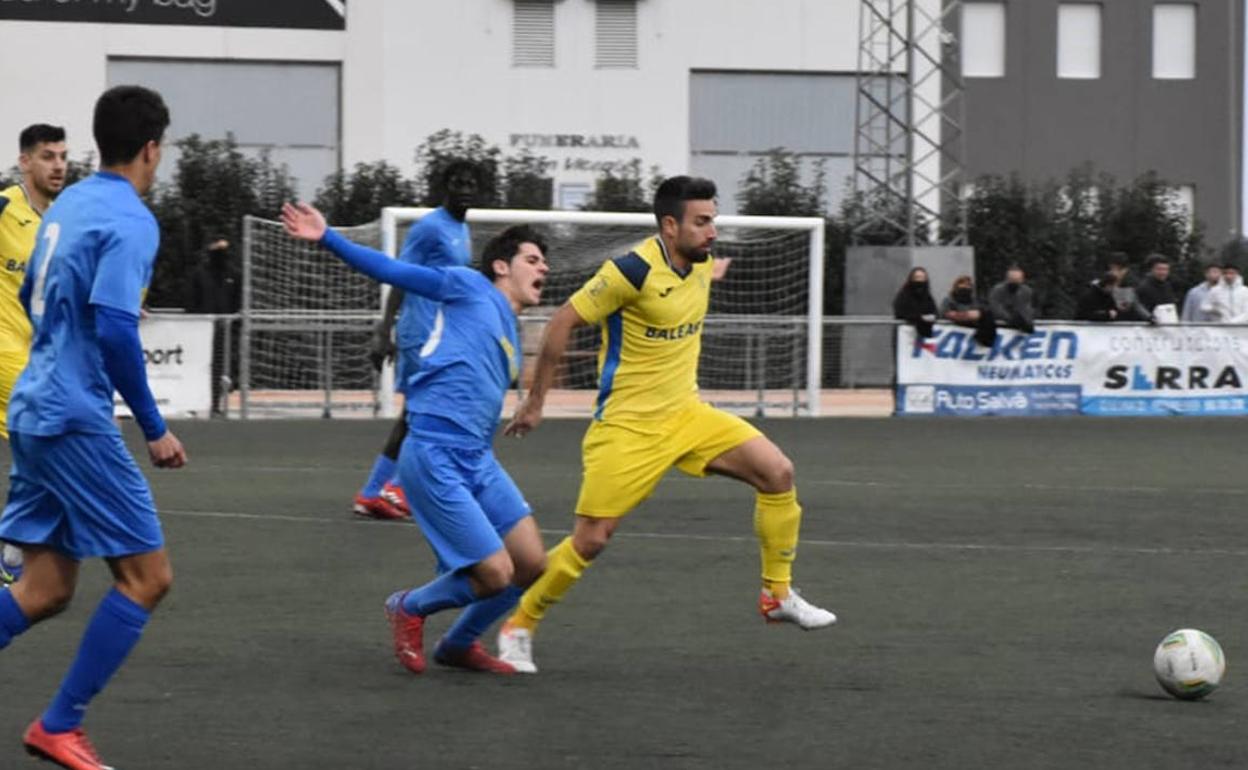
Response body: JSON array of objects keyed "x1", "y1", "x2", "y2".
[
  {"x1": 384, "y1": 591, "x2": 426, "y2": 673},
  {"x1": 433, "y1": 640, "x2": 517, "y2": 674},
  {"x1": 23, "y1": 719, "x2": 114, "y2": 770}
]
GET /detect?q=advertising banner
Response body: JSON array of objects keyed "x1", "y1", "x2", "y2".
[
  {"x1": 896, "y1": 323, "x2": 1248, "y2": 416},
  {"x1": 0, "y1": 0, "x2": 346, "y2": 30},
  {"x1": 115, "y1": 315, "x2": 214, "y2": 419}
]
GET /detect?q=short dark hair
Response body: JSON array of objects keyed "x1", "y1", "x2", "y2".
[
  {"x1": 1106, "y1": 252, "x2": 1129, "y2": 269},
  {"x1": 19, "y1": 124, "x2": 65, "y2": 153},
  {"x1": 653, "y1": 176, "x2": 716, "y2": 228},
  {"x1": 1099, "y1": 271, "x2": 1120, "y2": 288},
  {"x1": 480, "y1": 224, "x2": 548, "y2": 280},
  {"x1": 440, "y1": 159, "x2": 479, "y2": 189},
  {"x1": 1146, "y1": 253, "x2": 1169, "y2": 269},
  {"x1": 93, "y1": 85, "x2": 170, "y2": 166}
]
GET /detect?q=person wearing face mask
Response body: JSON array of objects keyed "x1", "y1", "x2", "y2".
[
  {"x1": 988, "y1": 264, "x2": 1036, "y2": 333},
  {"x1": 186, "y1": 237, "x2": 240, "y2": 415},
  {"x1": 939, "y1": 274, "x2": 997, "y2": 346},
  {"x1": 893, "y1": 267, "x2": 938, "y2": 338}
]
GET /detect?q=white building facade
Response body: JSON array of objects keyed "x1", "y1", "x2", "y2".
[{"x1": 0, "y1": 0, "x2": 861, "y2": 211}]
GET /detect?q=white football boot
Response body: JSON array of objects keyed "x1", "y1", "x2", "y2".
[
  {"x1": 759, "y1": 588, "x2": 837, "y2": 629},
  {"x1": 497, "y1": 626, "x2": 538, "y2": 674}
]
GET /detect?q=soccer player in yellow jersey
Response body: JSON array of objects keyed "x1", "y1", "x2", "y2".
[
  {"x1": 495, "y1": 176, "x2": 835, "y2": 672},
  {"x1": 0, "y1": 125, "x2": 68, "y2": 586}
]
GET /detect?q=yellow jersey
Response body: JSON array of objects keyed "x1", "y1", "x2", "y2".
[
  {"x1": 569, "y1": 236, "x2": 712, "y2": 422},
  {"x1": 0, "y1": 184, "x2": 36, "y2": 356}
]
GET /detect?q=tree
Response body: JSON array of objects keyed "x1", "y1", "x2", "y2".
[
  {"x1": 313, "y1": 161, "x2": 418, "y2": 226},
  {"x1": 965, "y1": 168, "x2": 1206, "y2": 318},
  {"x1": 581, "y1": 158, "x2": 657, "y2": 212},
  {"x1": 413, "y1": 130, "x2": 501, "y2": 207},
  {"x1": 501, "y1": 149, "x2": 555, "y2": 210},
  {"x1": 146, "y1": 134, "x2": 297, "y2": 308},
  {"x1": 738, "y1": 150, "x2": 841, "y2": 313},
  {"x1": 737, "y1": 149, "x2": 826, "y2": 217}
]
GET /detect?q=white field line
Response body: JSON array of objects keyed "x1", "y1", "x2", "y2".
[{"x1": 158, "y1": 508, "x2": 1248, "y2": 558}]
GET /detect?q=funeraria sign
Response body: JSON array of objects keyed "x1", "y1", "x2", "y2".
[{"x1": 509, "y1": 134, "x2": 644, "y2": 174}]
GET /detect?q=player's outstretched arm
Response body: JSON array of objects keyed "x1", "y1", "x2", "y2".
[
  {"x1": 281, "y1": 202, "x2": 449, "y2": 300},
  {"x1": 505, "y1": 302, "x2": 586, "y2": 437}
]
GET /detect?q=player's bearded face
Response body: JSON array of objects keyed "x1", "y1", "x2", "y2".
[
  {"x1": 676, "y1": 199, "x2": 718, "y2": 263},
  {"x1": 22, "y1": 141, "x2": 68, "y2": 198}
]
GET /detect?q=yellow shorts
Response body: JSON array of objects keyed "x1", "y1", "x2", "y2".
[
  {"x1": 0, "y1": 351, "x2": 27, "y2": 441},
  {"x1": 574, "y1": 400, "x2": 763, "y2": 518}
]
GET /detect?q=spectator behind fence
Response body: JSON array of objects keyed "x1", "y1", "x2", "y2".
[
  {"x1": 1136, "y1": 254, "x2": 1179, "y2": 321},
  {"x1": 1182, "y1": 263, "x2": 1222, "y2": 322},
  {"x1": 893, "y1": 267, "x2": 937, "y2": 338},
  {"x1": 1206, "y1": 263, "x2": 1248, "y2": 323},
  {"x1": 939, "y1": 274, "x2": 997, "y2": 346},
  {"x1": 185, "y1": 236, "x2": 240, "y2": 314},
  {"x1": 1105, "y1": 253, "x2": 1151, "y2": 321},
  {"x1": 988, "y1": 264, "x2": 1035, "y2": 333},
  {"x1": 1075, "y1": 272, "x2": 1123, "y2": 321}
]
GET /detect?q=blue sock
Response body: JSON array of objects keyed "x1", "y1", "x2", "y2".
[
  {"x1": 401, "y1": 570, "x2": 477, "y2": 616},
  {"x1": 441, "y1": 585, "x2": 523, "y2": 650},
  {"x1": 42, "y1": 588, "x2": 149, "y2": 733},
  {"x1": 361, "y1": 455, "x2": 397, "y2": 498},
  {"x1": 0, "y1": 588, "x2": 31, "y2": 650}
]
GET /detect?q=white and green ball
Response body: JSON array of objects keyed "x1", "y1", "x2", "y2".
[{"x1": 1153, "y1": 629, "x2": 1226, "y2": 700}]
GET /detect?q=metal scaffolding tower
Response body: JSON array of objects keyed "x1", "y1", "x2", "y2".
[{"x1": 852, "y1": 0, "x2": 967, "y2": 245}]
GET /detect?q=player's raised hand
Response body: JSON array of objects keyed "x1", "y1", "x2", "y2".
[
  {"x1": 504, "y1": 395, "x2": 544, "y2": 437},
  {"x1": 148, "y1": 430, "x2": 187, "y2": 469},
  {"x1": 711, "y1": 257, "x2": 733, "y2": 281},
  {"x1": 281, "y1": 202, "x2": 327, "y2": 242}
]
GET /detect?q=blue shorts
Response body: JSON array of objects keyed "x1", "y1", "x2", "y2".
[
  {"x1": 396, "y1": 346, "x2": 422, "y2": 398},
  {"x1": 398, "y1": 423, "x2": 531, "y2": 573},
  {"x1": 0, "y1": 431, "x2": 163, "y2": 560}
]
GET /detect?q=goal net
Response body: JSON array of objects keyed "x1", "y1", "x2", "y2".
[
  {"x1": 380, "y1": 208, "x2": 825, "y2": 417},
  {"x1": 239, "y1": 208, "x2": 824, "y2": 418},
  {"x1": 239, "y1": 216, "x2": 384, "y2": 417}
]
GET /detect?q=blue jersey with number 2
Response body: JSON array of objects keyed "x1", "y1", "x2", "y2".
[{"x1": 9, "y1": 172, "x2": 158, "y2": 437}]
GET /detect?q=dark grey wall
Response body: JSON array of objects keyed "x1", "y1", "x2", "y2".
[{"x1": 962, "y1": 0, "x2": 1242, "y2": 245}]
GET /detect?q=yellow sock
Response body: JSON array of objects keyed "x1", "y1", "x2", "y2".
[
  {"x1": 755, "y1": 488, "x2": 801, "y2": 599},
  {"x1": 506, "y1": 536, "x2": 591, "y2": 632}
]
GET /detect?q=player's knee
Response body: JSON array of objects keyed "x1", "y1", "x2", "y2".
[
  {"x1": 121, "y1": 562, "x2": 174, "y2": 608},
  {"x1": 512, "y1": 552, "x2": 546, "y2": 588},
  {"x1": 474, "y1": 559, "x2": 514, "y2": 596},
  {"x1": 29, "y1": 586, "x2": 75, "y2": 621},
  {"x1": 759, "y1": 454, "x2": 795, "y2": 494},
  {"x1": 572, "y1": 528, "x2": 611, "y2": 560}
]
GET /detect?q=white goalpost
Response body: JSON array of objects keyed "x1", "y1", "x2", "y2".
[
  {"x1": 377, "y1": 207, "x2": 826, "y2": 418},
  {"x1": 239, "y1": 207, "x2": 825, "y2": 418}
]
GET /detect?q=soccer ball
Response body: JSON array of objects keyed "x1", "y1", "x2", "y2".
[{"x1": 1153, "y1": 628, "x2": 1226, "y2": 700}]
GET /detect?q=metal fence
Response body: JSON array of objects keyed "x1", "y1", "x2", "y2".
[{"x1": 229, "y1": 313, "x2": 903, "y2": 418}]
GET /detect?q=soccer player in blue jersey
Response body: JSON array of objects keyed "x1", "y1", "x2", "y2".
[
  {"x1": 353, "y1": 161, "x2": 479, "y2": 520},
  {"x1": 283, "y1": 201, "x2": 549, "y2": 674},
  {"x1": 0, "y1": 86, "x2": 185, "y2": 770}
]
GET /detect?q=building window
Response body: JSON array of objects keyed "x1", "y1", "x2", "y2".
[
  {"x1": 961, "y1": 3, "x2": 1006, "y2": 78},
  {"x1": 1057, "y1": 4, "x2": 1102, "y2": 79},
  {"x1": 1153, "y1": 4, "x2": 1197, "y2": 79},
  {"x1": 596, "y1": 0, "x2": 638, "y2": 69},
  {"x1": 1170, "y1": 184, "x2": 1195, "y2": 233},
  {"x1": 558, "y1": 183, "x2": 591, "y2": 210},
  {"x1": 513, "y1": 1, "x2": 555, "y2": 68}
]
